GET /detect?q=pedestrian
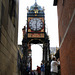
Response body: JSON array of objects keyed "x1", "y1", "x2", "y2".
[
  {"x1": 37, "y1": 66, "x2": 41, "y2": 75},
  {"x1": 40, "y1": 63, "x2": 45, "y2": 75},
  {"x1": 34, "y1": 70, "x2": 38, "y2": 75},
  {"x1": 31, "y1": 71, "x2": 36, "y2": 75},
  {"x1": 50, "y1": 57, "x2": 60, "y2": 75},
  {"x1": 26, "y1": 64, "x2": 30, "y2": 75}
]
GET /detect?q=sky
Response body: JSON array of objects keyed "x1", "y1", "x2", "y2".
[
  {"x1": 18, "y1": 0, "x2": 59, "y2": 70},
  {"x1": 31, "y1": 44, "x2": 43, "y2": 70}
]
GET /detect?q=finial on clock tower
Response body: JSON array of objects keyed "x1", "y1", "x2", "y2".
[
  {"x1": 35, "y1": 0, "x2": 37, "y2": 3},
  {"x1": 27, "y1": 6, "x2": 29, "y2": 12}
]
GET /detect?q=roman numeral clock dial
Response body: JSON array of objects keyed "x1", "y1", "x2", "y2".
[{"x1": 29, "y1": 18, "x2": 43, "y2": 31}]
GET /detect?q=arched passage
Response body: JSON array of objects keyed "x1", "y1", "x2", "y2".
[
  {"x1": 22, "y1": 33, "x2": 50, "y2": 75},
  {"x1": 31, "y1": 44, "x2": 43, "y2": 70}
]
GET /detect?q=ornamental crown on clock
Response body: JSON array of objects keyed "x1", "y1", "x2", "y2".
[{"x1": 29, "y1": 18, "x2": 43, "y2": 31}]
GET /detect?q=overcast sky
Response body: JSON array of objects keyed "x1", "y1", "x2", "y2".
[{"x1": 18, "y1": 0, "x2": 59, "y2": 70}]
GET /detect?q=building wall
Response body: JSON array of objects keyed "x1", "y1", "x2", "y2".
[
  {"x1": 0, "y1": 0, "x2": 19, "y2": 75},
  {"x1": 57, "y1": 0, "x2": 75, "y2": 75},
  {"x1": 0, "y1": 0, "x2": 1, "y2": 22}
]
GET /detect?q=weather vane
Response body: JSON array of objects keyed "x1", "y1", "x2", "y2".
[{"x1": 35, "y1": 0, "x2": 37, "y2": 3}]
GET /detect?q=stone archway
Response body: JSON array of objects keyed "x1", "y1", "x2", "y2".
[{"x1": 22, "y1": 32, "x2": 50, "y2": 75}]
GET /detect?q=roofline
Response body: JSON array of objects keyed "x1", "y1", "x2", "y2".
[{"x1": 53, "y1": 0, "x2": 58, "y2": 6}]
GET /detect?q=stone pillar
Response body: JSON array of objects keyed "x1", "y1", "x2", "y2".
[
  {"x1": 45, "y1": 44, "x2": 47, "y2": 75},
  {"x1": 43, "y1": 44, "x2": 45, "y2": 63},
  {"x1": 22, "y1": 42, "x2": 28, "y2": 75}
]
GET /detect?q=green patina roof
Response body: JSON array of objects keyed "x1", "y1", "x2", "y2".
[{"x1": 30, "y1": 2, "x2": 43, "y2": 11}]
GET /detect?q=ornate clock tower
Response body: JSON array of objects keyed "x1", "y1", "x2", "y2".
[
  {"x1": 27, "y1": 2, "x2": 45, "y2": 39},
  {"x1": 22, "y1": 1, "x2": 50, "y2": 75}
]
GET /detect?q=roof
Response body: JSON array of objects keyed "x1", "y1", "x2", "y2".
[
  {"x1": 30, "y1": 2, "x2": 43, "y2": 11},
  {"x1": 53, "y1": 0, "x2": 58, "y2": 6}
]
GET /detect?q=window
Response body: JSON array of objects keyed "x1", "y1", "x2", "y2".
[
  {"x1": 1, "y1": 3, "x2": 5, "y2": 25},
  {"x1": 62, "y1": 0, "x2": 65, "y2": 6},
  {"x1": 1, "y1": 2, "x2": 8, "y2": 30},
  {"x1": 9, "y1": 0, "x2": 16, "y2": 27}
]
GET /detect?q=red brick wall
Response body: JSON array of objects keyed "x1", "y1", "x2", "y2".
[
  {"x1": 57, "y1": 0, "x2": 75, "y2": 75},
  {"x1": 60, "y1": 19, "x2": 75, "y2": 75},
  {"x1": 57, "y1": 0, "x2": 75, "y2": 44}
]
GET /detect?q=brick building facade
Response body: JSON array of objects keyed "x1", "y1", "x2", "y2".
[
  {"x1": 0, "y1": 0, "x2": 19, "y2": 75},
  {"x1": 54, "y1": 0, "x2": 75, "y2": 75}
]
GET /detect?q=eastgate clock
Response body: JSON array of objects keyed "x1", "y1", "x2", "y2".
[{"x1": 29, "y1": 18, "x2": 43, "y2": 31}]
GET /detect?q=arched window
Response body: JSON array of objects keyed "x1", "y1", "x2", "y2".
[{"x1": 9, "y1": 0, "x2": 16, "y2": 27}]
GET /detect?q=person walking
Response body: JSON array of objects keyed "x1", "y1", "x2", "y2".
[
  {"x1": 50, "y1": 57, "x2": 60, "y2": 75},
  {"x1": 34, "y1": 70, "x2": 38, "y2": 75},
  {"x1": 41, "y1": 63, "x2": 45, "y2": 75},
  {"x1": 31, "y1": 71, "x2": 35, "y2": 75},
  {"x1": 37, "y1": 66, "x2": 41, "y2": 75}
]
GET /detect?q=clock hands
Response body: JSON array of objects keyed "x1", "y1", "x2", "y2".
[{"x1": 29, "y1": 18, "x2": 43, "y2": 31}]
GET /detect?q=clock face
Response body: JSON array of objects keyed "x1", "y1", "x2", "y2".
[{"x1": 29, "y1": 18, "x2": 43, "y2": 31}]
